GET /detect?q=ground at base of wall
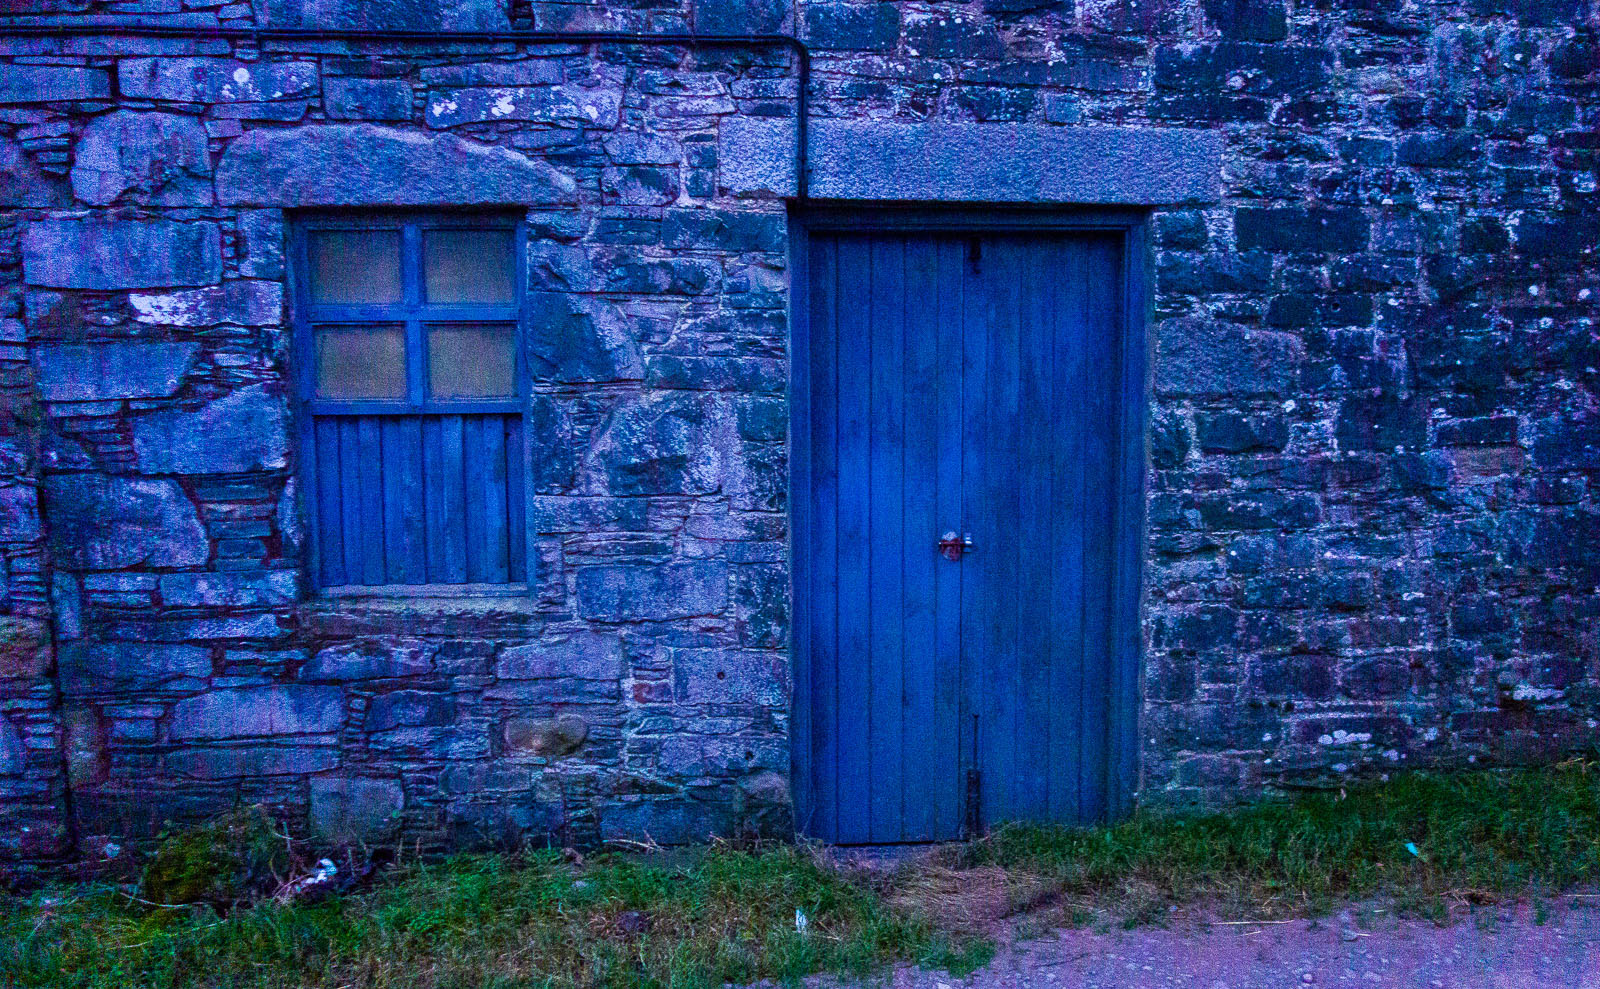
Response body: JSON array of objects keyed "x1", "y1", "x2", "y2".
[
  {"x1": 2, "y1": 764, "x2": 1598, "y2": 989},
  {"x1": 821, "y1": 899, "x2": 1600, "y2": 989}
]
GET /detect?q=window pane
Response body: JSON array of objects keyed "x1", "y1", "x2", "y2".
[
  {"x1": 315, "y1": 325, "x2": 407, "y2": 398},
  {"x1": 424, "y1": 229, "x2": 515, "y2": 304},
  {"x1": 428, "y1": 324, "x2": 516, "y2": 398},
  {"x1": 309, "y1": 230, "x2": 402, "y2": 304}
]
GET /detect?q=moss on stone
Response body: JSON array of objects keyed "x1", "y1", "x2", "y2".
[{"x1": 140, "y1": 806, "x2": 288, "y2": 906}]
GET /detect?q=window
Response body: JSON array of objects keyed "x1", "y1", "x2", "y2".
[{"x1": 292, "y1": 214, "x2": 529, "y2": 593}]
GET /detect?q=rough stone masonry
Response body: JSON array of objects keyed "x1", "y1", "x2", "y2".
[{"x1": 0, "y1": 0, "x2": 1595, "y2": 859}]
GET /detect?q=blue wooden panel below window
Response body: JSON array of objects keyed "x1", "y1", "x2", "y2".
[{"x1": 312, "y1": 413, "x2": 526, "y2": 589}]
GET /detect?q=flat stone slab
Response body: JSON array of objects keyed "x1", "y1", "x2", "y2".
[
  {"x1": 22, "y1": 219, "x2": 221, "y2": 289},
  {"x1": 43, "y1": 475, "x2": 208, "y2": 569},
  {"x1": 31, "y1": 341, "x2": 199, "y2": 402},
  {"x1": 720, "y1": 119, "x2": 1222, "y2": 204},
  {"x1": 216, "y1": 124, "x2": 576, "y2": 206}
]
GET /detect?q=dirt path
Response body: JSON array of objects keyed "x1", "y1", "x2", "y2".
[{"x1": 840, "y1": 899, "x2": 1600, "y2": 988}]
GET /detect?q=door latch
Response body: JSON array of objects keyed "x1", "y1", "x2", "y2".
[{"x1": 938, "y1": 531, "x2": 973, "y2": 562}]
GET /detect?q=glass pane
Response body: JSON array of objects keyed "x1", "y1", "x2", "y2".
[
  {"x1": 309, "y1": 230, "x2": 402, "y2": 304},
  {"x1": 428, "y1": 324, "x2": 516, "y2": 398},
  {"x1": 315, "y1": 325, "x2": 407, "y2": 399},
  {"x1": 424, "y1": 229, "x2": 515, "y2": 304}
]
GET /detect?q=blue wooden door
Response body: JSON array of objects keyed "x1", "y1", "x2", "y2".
[{"x1": 797, "y1": 228, "x2": 1134, "y2": 843}]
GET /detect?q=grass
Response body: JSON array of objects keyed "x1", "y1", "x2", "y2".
[
  {"x1": 3, "y1": 762, "x2": 1599, "y2": 988},
  {"x1": 960, "y1": 759, "x2": 1600, "y2": 923},
  {"x1": 0, "y1": 843, "x2": 989, "y2": 989}
]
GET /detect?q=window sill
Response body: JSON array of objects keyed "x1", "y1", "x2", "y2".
[{"x1": 299, "y1": 585, "x2": 541, "y2": 627}]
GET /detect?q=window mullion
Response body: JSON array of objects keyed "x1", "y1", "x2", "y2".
[{"x1": 402, "y1": 223, "x2": 426, "y2": 409}]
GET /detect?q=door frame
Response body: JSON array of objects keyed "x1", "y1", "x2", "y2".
[{"x1": 787, "y1": 205, "x2": 1151, "y2": 840}]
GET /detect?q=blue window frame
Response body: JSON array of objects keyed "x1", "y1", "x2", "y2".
[{"x1": 291, "y1": 213, "x2": 531, "y2": 594}]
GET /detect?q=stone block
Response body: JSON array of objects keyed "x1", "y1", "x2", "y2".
[
  {"x1": 603, "y1": 132, "x2": 679, "y2": 165},
  {"x1": 495, "y1": 630, "x2": 624, "y2": 680},
  {"x1": 662, "y1": 209, "x2": 786, "y2": 253},
  {"x1": 1155, "y1": 319, "x2": 1303, "y2": 397},
  {"x1": 1154, "y1": 43, "x2": 1331, "y2": 95},
  {"x1": 170, "y1": 686, "x2": 344, "y2": 740},
  {"x1": 904, "y1": 13, "x2": 1004, "y2": 59},
  {"x1": 657, "y1": 735, "x2": 784, "y2": 777},
  {"x1": 599, "y1": 799, "x2": 721, "y2": 844},
  {"x1": 674, "y1": 648, "x2": 786, "y2": 705},
  {"x1": 158, "y1": 571, "x2": 299, "y2": 608},
  {"x1": 422, "y1": 61, "x2": 564, "y2": 87},
  {"x1": 804, "y1": 4, "x2": 901, "y2": 50},
  {"x1": 526, "y1": 292, "x2": 644, "y2": 384},
  {"x1": 693, "y1": 0, "x2": 789, "y2": 32},
  {"x1": 44, "y1": 475, "x2": 208, "y2": 569},
  {"x1": 128, "y1": 281, "x2": 283, "y2": 327},
  {"x1": 132, "y1": 384, "x2": 290, "y2": 475},
  {"x1": 602, "y1": 165, "x2": 678, "y2": 206},
  {"x1": 118, "y1": 58, "x2": 318, "y2": 103},
  {"x1": 254, "y1": 0, "x2": 507, "y2": 29},
  {"x1": 1195, "y1": 412, "x2": 1289, "y2": 453},
  {"x1": 0, "y1": 137, "x2": 69, "y2": 207},
  {"x1": 238, "y1": 210, "x2": 286, "y2": 279},
  {"x1": 1235, "y1": 207, "x2": 1369, "y2": 253},
  {"x1": 366, "y1": 691, "x2": 455, "y2": 731},
  {"x1": 1200, "y1": 0, "x2": 1288, "y2": 40},
  {"x1": 426, "y1": 84, "x2": 622, "y2": 128},
  {"x1": 216, "y1": 125, "x2": 575, "y2": 206},
  {"x1": 308, "y1": 776, "x2": 405, "y2": 844},
  {"x1": 576, "y1": 562, "x2": 729, "y2": 621},
  {"x1": 324, "y1": 77, "x2": 414, "y2": 120},
  {"x1": 58, "y1": 643, "x2": 212, "y2": 694},
  {"x1": 503, "y1": 713, "x2": 588, "y2": 757},
  {"x1": 0, "y1": 719, "x2": 25, "y2": 776},
  {"x1": 23, "y1": 219, "x2": 221, "y2": 289},
  {"x1": 301, "y1": 641, "x2": 435, "y2": 681},
  {"x1": 70, "y1": 111, "x2": 212, "y2": 206},
  {"x1": 0, "y1": 64, "x2": 109, "y2": 103},
  {"x1": 31, "y1": 341, "x2": 199, "y2": 402},
  {"x1": 586, "y1": 393, "x2": 737, "y2": 497},
  {"x1": 720, "y1": 119, "x2": 1221, "y2": 204},
  {"x1": 167, "y1": 746, "x2": 339, "y2": 779}
]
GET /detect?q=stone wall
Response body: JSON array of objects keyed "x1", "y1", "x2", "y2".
[{"x1": 0, "y1": 0, "x2": 1595, "y2": 856}]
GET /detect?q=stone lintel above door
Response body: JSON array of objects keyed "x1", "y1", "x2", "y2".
[{"x1": 720, "y1": 120, "x2": 1222, "y2": 205}]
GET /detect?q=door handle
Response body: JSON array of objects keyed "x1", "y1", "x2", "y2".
[{"x1": 938, "y1": 531, "x2": 974, "y2": 561}]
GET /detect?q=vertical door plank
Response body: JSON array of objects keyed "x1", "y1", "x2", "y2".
[
  {"x1": 900, "y1": 234, "x2": 941, "y2": 842},
  {"x1": 462, "y1": 416, "x2": 490, "y2": 582},
  {"x1": 933, "y1": 237, "x2": 967, "y2": 841},
  {"x1": 1079, "y1": 237, "x2": 1121, "y2": 823},
  {"x1": 1015, "y1": 235, "x2": 1057, "y2": 823},
  {"x1": 832, "y1": 233, "x2": 874, "y2": 844},
  {"x1": 808, "y1": 234, "x2": 842, "y2": 841},
  {"x1": 357, "y1": 416, "x2": 386, "y2": 585},
  {"x1": 1049, "y1": 238, "x2": 1089, "y2": 823},
  {"x1": 481, "y1": 414, "x2": 510, "y2": 583},
  {"x1": 438, "y1": 415, "x2": 469, "y2": 582},
  {"x1": 337, "y1": 418, "x2": 365, "y2": 584},
  {"x1": 314, "y1": 418, "x2": 346, "y2": 587},
  {"x1": 984, "y1": 236, "x2": 1024, "y2": 826},
  {"x1": 867, "y1": 235, "x2": 907, "y2": 841},
  {"x1": 422, "y1": 417, "x2": 445, "y2": 581},
  {"x1": 958, "y1": 233, "x2": 991, "y2": 833},
  {"x1": 506, "y1": 415, "x2": 527, "y2": 583},
  {"x1": 381, "y1": 417, "x2": 426, "y2": 584}
]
